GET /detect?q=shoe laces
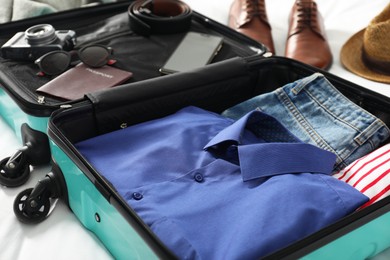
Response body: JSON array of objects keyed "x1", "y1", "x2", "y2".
[
  {"x1": 244, "y1": 0, "x2": 267, "y2": 21},
  {"x1": 296, "y1": 0, "x2": 318, "y2": 29}
]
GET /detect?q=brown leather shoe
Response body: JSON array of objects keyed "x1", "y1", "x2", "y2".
[
  {"x1": 285, "y1": 0, "x2": 332, "y2": 70},
  {"x1": 228, "y1": 0, "x2": 275, "y2": 54}
]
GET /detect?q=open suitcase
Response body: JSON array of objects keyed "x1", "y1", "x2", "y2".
[
  {"x1": 40, "y1": 53, "x2": 390, "y2": 259},
  {"x1": 0, "y1": 0, "x2": 264, "y2": 187},
  {"x1": 2, "y1": 1, "x2": 390, "y2": 259}
]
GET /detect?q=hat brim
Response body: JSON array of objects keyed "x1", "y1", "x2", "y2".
[{"x1": 340, "y1": 29, "x2": 390, "y2": 84}]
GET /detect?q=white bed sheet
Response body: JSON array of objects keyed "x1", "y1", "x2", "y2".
[{"x1": 1, "y1": 0, "x2": 390, "y2": 259}]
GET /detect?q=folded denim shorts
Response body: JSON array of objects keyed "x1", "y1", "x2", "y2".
[{"x1": 222, "y1": 73, "x2": 390, "y2": 172}]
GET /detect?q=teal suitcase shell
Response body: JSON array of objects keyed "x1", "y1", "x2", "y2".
[{"x1": 47, "y1": 56, "x2": 390, "y2": 259}]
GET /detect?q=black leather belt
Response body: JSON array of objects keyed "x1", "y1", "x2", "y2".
[{"x1": 128, "y1": 0, "x2": 193, "y2": 36}]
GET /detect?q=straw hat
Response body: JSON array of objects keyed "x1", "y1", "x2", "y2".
[{"x1": 340, "y1": 3, "x2": 390, "y2": 83}]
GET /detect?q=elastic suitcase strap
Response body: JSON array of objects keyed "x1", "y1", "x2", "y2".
[{"x1": 128, "y1": 0, "x2": 193, "y2": 36}]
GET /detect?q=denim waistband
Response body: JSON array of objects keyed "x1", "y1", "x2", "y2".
[{"x1": 222, "y1": 73, "x2": 390, "y2": 172}]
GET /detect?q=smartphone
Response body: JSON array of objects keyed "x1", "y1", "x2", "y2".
[{"x1": 159, "y1": 32, "x2": 223, "y2": 74}]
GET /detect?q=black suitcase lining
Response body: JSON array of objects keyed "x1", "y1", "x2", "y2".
[{"x1": 0, "y1": 5, "x2": 263, "y2": 106}]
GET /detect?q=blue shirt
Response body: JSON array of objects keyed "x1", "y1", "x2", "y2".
[{"x1": 76, "y1": 106, "x2": 368, "y2": 259}]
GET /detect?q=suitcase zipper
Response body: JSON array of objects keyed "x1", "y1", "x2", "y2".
[
  {"x1": 59, "y1": 104, "x2": 73, "y2": 109},
  {"x1": 244, "y1": 51, "x2": 273, "y2": 64},
  {"x1": 37, "y1": 95, "x2": 45, "y2": 104}
]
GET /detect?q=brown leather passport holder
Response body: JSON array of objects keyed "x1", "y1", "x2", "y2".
[{"x1": 36, "y1": 63, "x2": 133, "y2": 100}]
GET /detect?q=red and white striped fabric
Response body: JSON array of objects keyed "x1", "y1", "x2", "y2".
[{"x1": 333, "y1": 143, "x2": 390, "y2": 209}]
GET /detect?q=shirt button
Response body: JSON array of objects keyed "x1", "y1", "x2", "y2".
[
  {"x1": 132, "y1": 192, "x2": 143, "y2": 200},
  {"x1": 194, "y1": 173, "x2": 204, "y2": 183}
]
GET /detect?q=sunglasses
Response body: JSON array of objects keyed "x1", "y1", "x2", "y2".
[{"x1": 35, "y1": 45, "x2": 115, "y2": 76}]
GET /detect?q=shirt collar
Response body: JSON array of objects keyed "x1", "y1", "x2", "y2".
[{"x1": 204, "y1": 110, "x2": 336, "y2": 181}]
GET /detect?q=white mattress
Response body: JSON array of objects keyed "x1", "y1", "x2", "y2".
[{"x1": 1, "y1": 0, "x2": 390, "y2": 259}]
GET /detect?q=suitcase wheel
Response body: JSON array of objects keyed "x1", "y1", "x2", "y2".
[
  {"x1": 0, "y1": 153, "x2": 30, "y2": 187},
  {"x1": 13, "y1": 187, "x2": 50, "y2": 224},
  {"x1": 13, "y1": 166, "x2": 67, "y2": 224}
]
